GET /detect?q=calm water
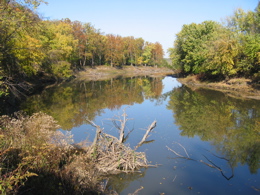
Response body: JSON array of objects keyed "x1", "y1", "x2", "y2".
[{"x1": 21, "y1": 76, "x2": 260, "y2": 195}]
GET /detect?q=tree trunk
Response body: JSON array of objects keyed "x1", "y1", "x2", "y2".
[{"x1": 91, "y1": 55, "x2": 94, "y2": 68}]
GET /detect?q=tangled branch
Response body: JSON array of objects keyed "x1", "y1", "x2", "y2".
[{"x1": 86, "y1": 113, "x2": 157, "y2": 175}]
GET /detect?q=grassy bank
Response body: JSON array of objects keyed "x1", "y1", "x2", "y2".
[{"x1": 178, "y1": 75, "x2": 260, "y2": 100}]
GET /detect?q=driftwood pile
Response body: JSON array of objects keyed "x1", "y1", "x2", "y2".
[{"x1": 86, "y1": 110, "x2": 156, "y2": 175}]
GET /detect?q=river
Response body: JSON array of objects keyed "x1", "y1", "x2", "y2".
[{"x1": 20, "y1": 76, "x2": 260, "y2": 195}]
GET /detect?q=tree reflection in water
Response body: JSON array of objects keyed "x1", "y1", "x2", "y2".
[
  {"x1": 19, "y1": 76, "x2": 260, "y2": 193},
  {"x1": 167, "y1": 86, "x2": 260, "y2": 174},
  {"x1": 21, "y1": 76, "x2": 163, "y2": 130}
]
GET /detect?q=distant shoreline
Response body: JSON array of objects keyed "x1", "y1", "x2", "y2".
[{"x1": 76, "y1": 65, "x2": 176, "y2": 81}]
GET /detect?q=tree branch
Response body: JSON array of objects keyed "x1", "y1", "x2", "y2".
[{"x1": 135, "y1": 120, "x2": 156, "y2": 149}]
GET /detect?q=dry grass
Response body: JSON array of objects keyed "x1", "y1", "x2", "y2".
[
  {"x1": 76, "y1": 65, "x2": 175, "y2": 81},
  {"x1": 178, "y1": 75, "x2": 260, "y2": 100}
]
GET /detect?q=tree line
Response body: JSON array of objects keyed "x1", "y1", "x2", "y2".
[
  {"x1": 169, "y1": 3, "x2": 260, "y2": 80},
  {"x1": 0, "y1": 0, "x2": 164, "y2": 97}
]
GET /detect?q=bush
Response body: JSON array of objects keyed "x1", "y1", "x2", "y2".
[{"x1": 51, "y1": 61, "x2": 72, "y2": 79}]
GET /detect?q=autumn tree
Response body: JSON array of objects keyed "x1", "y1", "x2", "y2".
[
  {"x1": 0, "y1": 0, "x2": 166, "y2": 99},
  {"x1": 133, "y1": 38, "x2": 145, "y2": 65},
  {"x1": 93, "y1": 32, "x2": 107, "y2": 66},
  {"x1": 82, "y1": 23, "x2": 97, "y2": 67},
  {"x1": 71, "y1": 20, "x2": 88, "y2": 68},
  {"x1": 105, "y1": 34, "x2": 124, "y2": 67},
  {"x1": 84, "y1": 25, "x2": 106, "y2": 67},
  {"x1": 151, "y1": 42, "x2": 164, "y2": 67},
  {"x1": 123, "y1": 36, "x2": 135, "y2": 66}
]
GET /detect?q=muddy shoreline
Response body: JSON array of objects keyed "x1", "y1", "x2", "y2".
[{"x1": 177, "y1": 75, "x2": 260, "y2": 100}]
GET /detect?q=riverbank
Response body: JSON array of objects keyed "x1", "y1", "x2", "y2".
[
  {"x1": 76, "y1": 66, "x2": 260, "y2": 100},
  {"x1": 177, "y1": 75, "x2": 260, "y2": 100},
  {"x1": 76, "y1": 65, "x2": 175, "y2": 81},
  {"x1": 1, "y1": 66, "x2": 175, "y2": 115}
]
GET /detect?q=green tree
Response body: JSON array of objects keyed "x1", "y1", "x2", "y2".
[
  {"x1": 83, "y1": 23, "x2": 98, "y2": 67},
  {"x1": 225, "y1": 4, "x2": 260, "y2": 78},
  {"x1": 169, "y1": 21, "x2": 221, "y2": 74},
  {"x1": 133, "y1": 38, "x2": 144, "y2": 65},
  {"x1": 169, "y1": 3, "x2": 260, "y2": 79},
  {"x1": 43, "y1": 20, "x2": 77, "y2": 78},
  {"x1": 203, "y1": 28, "x2": 241, "y2": 77},
  {"x1": 0, "y1": 0, "x2": 46, "y2": 77},
  {"x1": 139, "y1": 42, "x2": 153, "y2": 66},
  {"x1": 243, "y1": 34, "x2": 260, "y2": 74}
]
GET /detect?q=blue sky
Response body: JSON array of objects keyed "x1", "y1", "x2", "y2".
[{"x1": 38, "y1": 0, "x2": 259, "y2": 57}]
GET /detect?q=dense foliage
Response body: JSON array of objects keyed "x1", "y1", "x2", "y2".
[
  {"x1": 0, "y1": 0, "x2": 164, "y2": 97},
  {"x1": 169, "y1": 3, "x2": 260, "y2": 80}
]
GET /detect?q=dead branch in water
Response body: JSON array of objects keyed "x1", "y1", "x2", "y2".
[
  {"x1": 139, "y1": 120, "x2": 156, "y2": 144},
  {"x1": 166, "y1": 146, "x2": 193, "y2": 160},
  {"x1": 107, "y1": 108, "x2": 157, "y2": 150},
  {"x1": 128, "y1": 186, "x2": 144, "y2": 195},
  {"x1": 135, "y1": 120, "x2": 157, "y2": 149},
  {"x1": 167, "y1": 142, "x2": 234, "y2": 180},
  {"x1": 86, "y1": 119, "x2": 103, "y2": 152},
  {"x1": 108, "y1": 108, "x2": 133, "y2": 143}
]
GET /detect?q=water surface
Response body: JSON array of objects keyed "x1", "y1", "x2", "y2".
[{"x1": 21, "y1": 76, "x2": 260, "y2": 195}]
